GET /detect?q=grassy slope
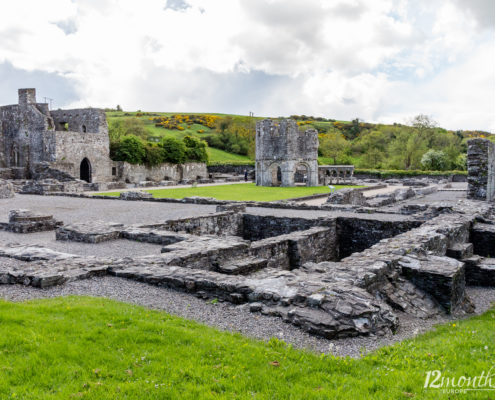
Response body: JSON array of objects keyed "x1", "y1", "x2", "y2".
[
  {"x1": 0, "y1": 296, "x2": 493, "y2": 399},
  {"x1": 106, "y1": 112, "x2": 347, "y2": 164},
  {"x1": 99, "y1": 183, "x2": 361, "y2": 201}
]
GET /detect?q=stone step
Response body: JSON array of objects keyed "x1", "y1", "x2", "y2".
[
  {"x1": 398, "y1": 255, "x2": 467, "y2": 313},
  {"x1": 464, "y1": 256, "x2": 495, "y2": 286},
  {"x1": 446, "y1": 243, "x2": 474, "y2": 260},
  {"x1": 217, "y1": 257, "x2": 268, "y2": 275}
]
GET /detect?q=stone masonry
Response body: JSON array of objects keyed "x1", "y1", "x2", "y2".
[
  {"x1": 255, "y1": 119, "x2": 319, "y2": 187},
  {"x1": 0, "y1": 89, "x2": 112, "y2": 183},
  {"x1": 467, "y1": 138, "x2": 495, "y2": 201}
]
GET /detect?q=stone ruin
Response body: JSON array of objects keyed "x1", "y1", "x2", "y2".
[
  {"x1": 255, "y1": 119, "x2": 319, "y2": 187},
  {"x1": 0, "y1": 193, "x2": 494, "y2": 340},
  {"x1": 467, "y1": 138, "x2": 495, "y2": 201},
  {"x1": 0, "y1": 88, "x2": 112, "y2": 183}
]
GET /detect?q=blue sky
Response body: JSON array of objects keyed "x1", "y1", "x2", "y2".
[{"x1": 1, "y1": 0, "x2": 495, "y2": 131}]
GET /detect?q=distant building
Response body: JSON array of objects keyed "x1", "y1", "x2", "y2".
[
  {"x1": 0, "y1": 88, "x2": 112, "y2": 182},
  {"x1": 255, "y1": 119, "x2": 319, "y2": 187}
]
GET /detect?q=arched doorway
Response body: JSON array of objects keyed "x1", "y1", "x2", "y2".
[
  {"x1": 294, "y1": 163, "x2": 309, "y2": 186},
  {"x1": 270, "y1": 164, "x2": 282, "y2": 186},
  {"x1": 80, "y1": 158, "x2": 92, "y2": 182}
]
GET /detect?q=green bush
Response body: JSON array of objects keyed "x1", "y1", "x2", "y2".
[
  {"x1": 144, "y1": 145, "x2": 165, "y2": 166},
  {"x1": 111, "y1": 135, "x2": 146, "y2": 164},
  {"x1": 184, "y1": 136, "x2": 209, "y2": 163},
  {"x1": 160, "y1": 137, "x2": 186, "y2": 164},
  {"x1": 421, "y1": 149, "x2": 448, "y2": 171}
]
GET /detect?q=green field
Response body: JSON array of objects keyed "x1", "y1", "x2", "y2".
[
  {"x1": 0, "y1": 296, "x2": 493, "y2": 399},
  {"x1": 99, "y1": 183, "x2": 362, "y2": 202}
]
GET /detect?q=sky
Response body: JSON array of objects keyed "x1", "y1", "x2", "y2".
[{"x1": 1, "y1": 0, "x2": 495, "y2": 131}]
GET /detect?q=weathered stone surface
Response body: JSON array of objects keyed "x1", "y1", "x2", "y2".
[
  {"x1": 255, "y1": 119, "x2": 319, "y2": 187},
  {"x1": 0, "y1": 198, "x2": 493, "y2": 340},
  {"x1": 326, "y1": 188, "x2": 366, "y2": 206},
  {"x1": 119, "y1": 191, "x2": 153, "y2": 200},
  {"x1": 467, "y1": 138, "x2": 495, "y2": 201},
  {"x1": 57, "y1": 222, "x2": 124, "y2": 243},
  {"x1": 4, "y1": 209, "x2": 62, "y2": 233},
  {"x1": 0, "y1": 180, "x2": 14, "y2": 198},
  {"x1": 471, "y1": 223, "x2": 495, "y2": 257},
  {"x1": 217, "y1": 257, "x2": 268, "y2": 275},
  {"x1": 464, "y1": 257, "x2": 495, "y2": 286},
  {"x1": 446, "y1": 243, "x2": 473, "y2": 260},
  {"x1": 0, "y1": 88, "x2": 112, "y2": 182},
  {"x1": 398, "y1": 255, "x2": 467, "y2": 313}
]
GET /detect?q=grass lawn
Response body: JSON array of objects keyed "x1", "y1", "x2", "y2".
[
  {"x1": 0, "y1": 296, "x2": 493, "y2": 399},
  {"x1": 99, "y1": 183, "x2": 362, "y2": 202},
  {"x1": 207, "y1": 148, "x2": 252, "y2": 164}
]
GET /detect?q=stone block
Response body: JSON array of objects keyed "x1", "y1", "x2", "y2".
[
  {"x1": 446, "y1": 243, "x2": 473, "y2": 260},
  {"x1": 6, "y1": 209, "x2": 62, "y2": 233},
  {"x1": 471, "y1": 223, "x2": 495, "y2": 257},
  {"x1": 56, "y1": 222, "x2": 124, "y2": 243},
  {"x1": 399, "y1": 255, "x2": 466, "y2": 313}
]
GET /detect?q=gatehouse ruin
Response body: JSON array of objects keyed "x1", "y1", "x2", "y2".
[{"x1": 255, "y1": 119, "x2": 319, "y2": 187}]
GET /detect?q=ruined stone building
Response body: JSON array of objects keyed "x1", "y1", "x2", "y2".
[
  {"x1": 0, "y1": 88, "x2": 112, "y2": 182},
  {"x1": 467, "y1": 138, "x2": 495, "y2": 201},
  {"x1": 255, "y1": 119, "x2": 319, "y2": 186}
]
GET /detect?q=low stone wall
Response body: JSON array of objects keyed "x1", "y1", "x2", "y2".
[
  {"x1": 242, "y1": 214, "x2": 333, "y2": 240},
  {"x1": 115, "y1": 162, "x2": 207, "y2": 183},
  {"x1": 144, "y1": 211, "x2": 244, "y2": 237},
  {"x1": 336, "y1": 218, "x2": 421, "y2": 259},
  {"x1": 207, "y1": 164, "x2": 254, "y2": 175}
]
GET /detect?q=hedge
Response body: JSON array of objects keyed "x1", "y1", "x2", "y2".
[{"x1": 354, "y1": 168, "x2": 467, "y2": 177}]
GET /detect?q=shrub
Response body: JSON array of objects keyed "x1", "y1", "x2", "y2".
[
  {"x1": 144, "y1": 145, "x2": 165, "y2": 166},
  {"x1": 184, "y1": 136, "x2": 209, "y2": 163},
  {"x1": 112, "y1": 135, "x2": 146, "y2": 164},
  {"x1": 160, "y1": 137, "x2": 186, "y2": 164},
  {"x1": 421, "y1": 149, "x2": 448, "y2": 171}
]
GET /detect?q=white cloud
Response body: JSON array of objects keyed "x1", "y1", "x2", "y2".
[{"x1": 0, "y1": 0, "x2": 494, "y2": 130}]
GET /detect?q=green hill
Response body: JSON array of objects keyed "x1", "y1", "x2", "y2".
[{"x1": 106, "y1": 110, "x2": 491, "y2": 170}]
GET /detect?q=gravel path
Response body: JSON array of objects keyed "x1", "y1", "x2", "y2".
[
  {"x1": 0, "y1": 230, "x2": 164, "y2": 258},
  {"x1": 0, "y1": 195, "x2": 218, "y2": 225},
  {"x1": 0, "y1": 276, "x2": 493, "y2": 358}
]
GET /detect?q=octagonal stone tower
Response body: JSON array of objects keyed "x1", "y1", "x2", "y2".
[{"x1": 255, "y1": 119, "x2": 319, "y2": 187}]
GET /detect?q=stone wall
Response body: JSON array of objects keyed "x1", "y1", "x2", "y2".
[
  {"x1": 255, "y1": 119, "x2": 319, "y2": 187},
  {"x1": 467, "y1": 138, "x2": 495, "y2": 201},
  {"x1": 42, "y1": 131, "x2": 112, "y2": 183},
  {"x1": 336, "y1": 217, "x2": 421, "y2": 259},
  {"x1": 207, "y1": 164, "x2": 255, "y2": 175},
  {"x1": 242, "y1": 214, "x2": 333, "y2": 240},
  {"x1": 50, "y1": 109, "x2": 108, "y2": 134},
  {"x1": 0, "y1": 89, "x2": 113, "y2": 182},
  {"x1": 115, "y1": 161, "x2": 207, "y2": 183},
  {"x1": 147, "y1": 211, "x2": 244, "y2": 237}
]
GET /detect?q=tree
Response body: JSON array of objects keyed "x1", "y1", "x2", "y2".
[
  {"x1": 410, "y1": 114, "x2": 437, "y2": 143},
  {"x1": 319, "y1": 132, "x2": 350, "y2": 164},
  {"x1": 116, "y1": 105, "x2": 122, "y2": 112},
  {"x1": 144, "y1": 145, "x2": 164, "y2": 166},
  {"x1": 108, "y1": 118, "x2": 147, "y2": 142},
  {"x1": 183, "y1": 136, "x2": 209, "y2": 163},
  {"x1": 421, "y1": 149, "x2": 448, "y2": 171},
  {"x1": 160, "y1": 137, "x2": 186, "y2": 164},
  {"x1": 112, "y1": 135, "x2": 146, "y2": 164}
]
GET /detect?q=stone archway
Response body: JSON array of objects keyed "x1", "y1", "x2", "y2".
[
  {"x1": 80, "y1": 158, "x2": 92, "y2": 183},
  {"x1": 294, "y1": 163, "x2": 309, "y2": 186}
]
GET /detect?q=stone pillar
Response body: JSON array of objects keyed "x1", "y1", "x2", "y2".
[{"x1": 467, "y1": 138, "x2": 495, "y2": 201}]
